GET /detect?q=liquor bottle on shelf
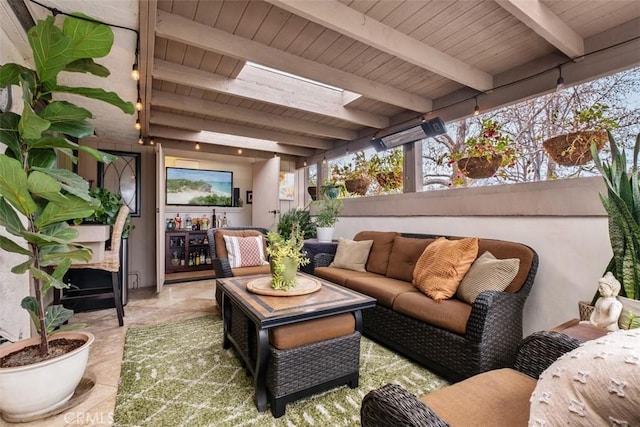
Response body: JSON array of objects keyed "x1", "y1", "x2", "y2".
[
  {"x1": 195, "y1": 250, "x2": 200, "y2": 266},
  {"x1": 200, "y1": 249, "x2": 205, "y2": 265},
  {"x1": 188, "y1": 252, "x2": 194, "y2": 267},
  {"x1": 174, "y1": 214, "x2": 182, "y2": 229},
  {"x1": 180, "y1": 252, "x2": 185, "y2": 266},
  {"x1": 222, "y1": 212, "x2": 228, "y2": 227},
  {"x1": 205, "y1": 249, "x2": 211, "y2": 265},
  {"x1": 185, "y1": 215, "x2": 192, "y2": 229}
]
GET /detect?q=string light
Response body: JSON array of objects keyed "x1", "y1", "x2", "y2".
[
  {"x1": 556, "y1": 65, "x2": 565, "y2": 91},
  {"x1": 131, "y1": 63, "x2": 139, "y2": 81},
  {"x1": 473, "y1": 97, "x2": 480, "y2": 116},
  {"x1": 238, "y1": 148, "x2": 242, "y2": 154},
  {"x1": 303, "y1": 159, "x2": 307, "y2": 167},
  {"x1": 137, "y1": 134, "x2": 143, "y2": 145},
  {"x1": 149, "y1": 137, "x2": 155, "y2": 145},
  {"x1": 195, "y1": 142, "x2": 200, "y2": 150},
  {"x1": 135, "y1": 97, "x2": 143, "y2": 111},
  {"x1": 134, "y1": 118, "x2": 141, "y2": 130},
  {"x1": 322, "y1": 156, "x2": 327, "y2": 165}
]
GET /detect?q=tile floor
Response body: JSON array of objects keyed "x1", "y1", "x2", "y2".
[{"x1": 2, "y1": 280, "x2": 218, "y2": 427}]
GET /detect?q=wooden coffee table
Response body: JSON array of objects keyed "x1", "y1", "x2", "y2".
[{"x1": 216, "y1": 272, "x2": 375, "y2": 414}]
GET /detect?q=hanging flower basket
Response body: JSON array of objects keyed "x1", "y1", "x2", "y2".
[
  {"x1": 457, "y1": 155, "x2": 502, "y2": 179},
  {"x1": 542, "y1": 130, "x2": 607, "y2": 166},
  {"x1": 345, "y1": 177, "x2": 370, "y2": 196},
  {"x1": 375, "y1": 172, "x2": 402, "y2": 190}
]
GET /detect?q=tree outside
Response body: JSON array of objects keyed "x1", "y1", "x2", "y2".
[{"x1": 422, "y1": 67, "x2": 640, "y2": 190}]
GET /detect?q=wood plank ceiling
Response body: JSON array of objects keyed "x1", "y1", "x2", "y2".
[{"x1": 137, "y1": 0, "x2": 640, "y2": 159}]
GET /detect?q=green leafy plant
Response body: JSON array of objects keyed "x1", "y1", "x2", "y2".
[
  {"x1": 319, "y1": 178, "x2": 346, "y2": 199},
  {"x1": 266, "y1": 223, "x2": 310, "y2": 290},
  {"x1": 590, "y1": 132, "x2": 640, "y2": 302},
  {"x1": 571, "y1": 103, "x2": 619, "y2": 133},
  {"x1": 313, "y1": 198, "x2": 343, "y2": 228},
  {"x1": 79, "y1": 187, "x2": 135, "y2": 238},
  {"x1": 0, "y1": 14, "x2": 133, "y2": 356},
  {"x1": 450, "y1": 119, "x2": 517, "y2": 166},
  {"x1": 277, "y1": 208, "x2": 316, "y2": 240},
  {"x1": 369, "y1": 148, "x2": 403, "y2": 192}
]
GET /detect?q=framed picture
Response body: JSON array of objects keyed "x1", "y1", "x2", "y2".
[
  {"x1": 246, "y1": 191, "x2": 253, "y2": 204},
  {"x1": 279, "y1": 172, "x2": 295, "y2": 200},
  {"x1": 97, "y1": 150, "x2": 141, "y2": 217}
]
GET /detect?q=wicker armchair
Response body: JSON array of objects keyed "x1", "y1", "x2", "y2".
[
  {"x1": 360, "y1": 330, "x2": 581, "y2": 427},
  {"x1": 60, "y1": 205, "x2": 129, "y2": 327},
  {"x1": 207, "y1": 226, "x2": 270, "y2": 306}
]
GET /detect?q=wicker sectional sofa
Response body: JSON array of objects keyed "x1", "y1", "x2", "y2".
[{"x1": 312, "y1": 231, "x2": 538, "y2": 381}]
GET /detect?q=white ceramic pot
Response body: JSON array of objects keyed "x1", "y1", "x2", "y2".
[
  {"x1": 0, "y1": 331, "x2": 94, "y2": 422},
  {"x1": 316, "y1": 227, "x2": 334, "y2": 243}
]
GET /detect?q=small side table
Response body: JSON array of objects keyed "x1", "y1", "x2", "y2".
[
  {"x1": 301, "y1": 239, "x2": 338, "y2": 274},
  {"x1": 552, "y1": 318, "x2": 608, "y2": 342}
]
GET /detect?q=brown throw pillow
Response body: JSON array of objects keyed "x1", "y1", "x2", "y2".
[
  {"x1": 456, "y1": 251, "x2": 520, "y2": 304},
  {"x1": 329, "y1": 238, "x2": 374, "y2": 272},
  {"x1": 412, "y1": 237, "x2": 479, "y2": 302}
]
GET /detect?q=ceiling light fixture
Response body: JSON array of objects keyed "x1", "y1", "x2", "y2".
[
  {"x1": 473, "y1": 97, "x2": 480, "y2": 116},
  {"x1": 556, "y1": 66, "x2": 565, "y2": 91},
  {"x1": 371, "y1": 117, "x2": 446, "y2": 152}
]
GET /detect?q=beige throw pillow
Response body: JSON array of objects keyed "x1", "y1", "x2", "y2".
[
  {"x1": 412, "y1": 237, "x2": 479, "y2": 302},
  {"x1": 529, "y1": 329, "x2": 640, "y2": 426},
  {"x1": 456, "y1": 251, "x2": 520, "y2": 304},
  {"x1": 329, "y1": 238, "x2": 374, "y2": 272}
]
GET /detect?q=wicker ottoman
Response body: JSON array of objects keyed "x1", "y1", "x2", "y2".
[{"x1": 229, "y1": 309, "x2": 361, "y2": 417}]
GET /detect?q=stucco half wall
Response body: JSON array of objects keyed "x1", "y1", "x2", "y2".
[{"x1": 331, "y1": 176, "x2": 609, "y2": 336}]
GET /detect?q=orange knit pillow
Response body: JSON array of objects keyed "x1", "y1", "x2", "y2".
[{"x1": 412, "y1": 237, "x2": 479, "y2": 302}]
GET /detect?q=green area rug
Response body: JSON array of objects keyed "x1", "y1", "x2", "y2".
[{"x1": 114, "y1": 316, "x2": 447, "y2": 426}]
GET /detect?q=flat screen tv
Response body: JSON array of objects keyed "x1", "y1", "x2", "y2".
[{"x1": 166, "y1": 167, "x2": 233, "y2": 207}]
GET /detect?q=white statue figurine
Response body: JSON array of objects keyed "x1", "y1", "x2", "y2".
[{"x1": 581, "y1": 272, "x2": 623, "y2": 331}]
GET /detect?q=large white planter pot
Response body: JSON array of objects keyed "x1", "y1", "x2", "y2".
[
  {"x1": 0, "y1": 331, "x2": 94, "y2": 422},
  {"x1": 316, "y1": 227, "x2": 335, "y2": 243}
]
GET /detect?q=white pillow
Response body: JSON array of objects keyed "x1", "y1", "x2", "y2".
[
  {"x1": 223, "y1": 235, "x2": 268, "y2": 268},
  {"x1": 329, "y1": 238, "x2": 373, "y2": 272},
  {"x1": 529, "y1": 329, "x2": 640, "y2": 426},
  {"x1": 456, "y1": 251, "x2": 519, "y2": 304}
]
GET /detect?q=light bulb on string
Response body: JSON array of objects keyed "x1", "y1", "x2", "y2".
[
  {"x1": 195, "y1": 142, "x2": 200, "y2": 150},
  {"x1": 556, "y1": 66, "x2": 565, "y2": 91},
  {"x1": 131, "y1": 64, "x2": 140, "y2": 81},
  {"x1": 473, "y1": 97, "x2": 480, "y2": 116},
  {"x1": 238, "y1": 148, "x2": 242, "y2": 154},
  {"x1": 135, "y1": 97, "x2": 143, "y2": 111},
  {"x1": 149, "y1": 138, "x2": 155, "y2": 146},
  {"x1": 137, "y1": 135, "x2": 143, "y2": 145},
  {"x1": 134, "y1": 118, "x2": 141, "y2": 130},
  {"x1": 303, "y1": 159, "x2": 307, "y2": 167},
  {"x1": 322, "y1": 156, "x2": 327, "y2": 165}
]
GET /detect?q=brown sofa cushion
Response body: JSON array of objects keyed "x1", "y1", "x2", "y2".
[
  {"x1": 420, "y1": 368, "x2": 536, "y2": 426},
  {"x1": 343, "y1": 276, "x2": 417, "y2": 308},
  {"x1": 269, "y1": 313, "x2": 355, "y2": 350},
  {"x1": 231, "y1": 265, "x2": 271, "y2": 277},
  {"x1": 313, "y1": 267, "x2": 380, "y2": 287},
  {"x1": 413, "y1": 237, "x2": 479, "y2": 302},
  {"x1": 392, "y1": 291, "x2": 471, "y2": 335},
  {"x1": 386, "y1": 236, "x2": 434, "y2": 282},
  {"x1": 354, "y1": 231, "x2": 398, "y2": 275},
  {"x1": 214, "y1": 229, "x2": 265, "y2": 258}
]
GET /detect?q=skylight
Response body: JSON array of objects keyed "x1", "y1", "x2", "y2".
[{"x1": 247, "y1": 62, "x2": 344, "y2": 92}]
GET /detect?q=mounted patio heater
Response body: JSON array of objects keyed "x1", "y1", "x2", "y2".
[{"x1": 371, "y1": 117, "x2": 447, "y2": 152}]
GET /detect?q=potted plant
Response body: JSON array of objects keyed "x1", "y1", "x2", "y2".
[
  {"x1": 277, "y1": 207, "x2": 316, "y2": 240},
  {"x1": 369, "y1": 147, "x2": 403, "y2": 193},
  {"x1": 313, "y1": 198, "x2": 343, "y2": 242},
  {"x1": 266, "y1": 223, "x2": 310, "y2": 290},
  {"x1": 320, "y1": 178, "x2": 346, "y2": 199},
  {"x1": 343, "y1": 151, "x2": 371, "y2": 196},
  {"x1": 589, "y1": 132, "x2": 640, "y2": 329},
  {"x1": 0, "y1": 13, "x2": 133, "y2": 421},
  {"x1": 450, "y1": 118, "x2": 517, "y2": 179},
  {"x1": 544, "y1": 103, "x2": 618, "y2": 166},
  {"x1": 307, "y1": 168, "x2": 317, "y2": 201}
]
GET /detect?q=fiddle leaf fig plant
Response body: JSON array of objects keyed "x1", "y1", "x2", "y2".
[{"x1": 0, "y1": 13, "x2": 133, "y2": 357}]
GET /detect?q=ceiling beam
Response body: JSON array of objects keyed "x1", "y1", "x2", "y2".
[
  {"x1": 150, "y1": 111, "x2": 329, "y2": 150},
  {"x1": 495, "y1": 0, "x2": 584, "y2": 58},
  {"x1": 152, "y1": 90, "x2": 356, "y2": 141},
  {"x1": 150, "y1": 125, "x2": 315, "y2": 157},
  {"x1": 138, "y1": 0, "x2": 157, "y2": 135},
  {"x1": 155, "y1": 9, "x2": 431, "y2": 113},
  {"x1": 266, "y1": 0, "x2": 493, "y2": 92},
  {"x1": 342, "y1": 91, "x2": 362, "y2": 107},
  {"x1": 153, "y1": 59, "x2": 388, "y2": 128}
]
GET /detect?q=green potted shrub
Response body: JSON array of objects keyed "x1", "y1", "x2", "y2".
[
  {"x1": 589, "y1": 132, "x2": 640, "y2": 329},
  {"x1": 313, "y1": 198, "x2": 343, "y2": 242},
  {"x1": 277, "y1": 207, "x2": 316, "y2": 240},
  {"x1": 0, "y1": 13, "x2": 133, "y2": 421},
  {"x1": 319, "y1": 178, "x2": 346, "y2": 199},
  {"x1": 266, "y1": 223, "x2": 310, "y2": 290},
  {"x1": 343, "y1": 151, "x2": 371, "y2": 196}
]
